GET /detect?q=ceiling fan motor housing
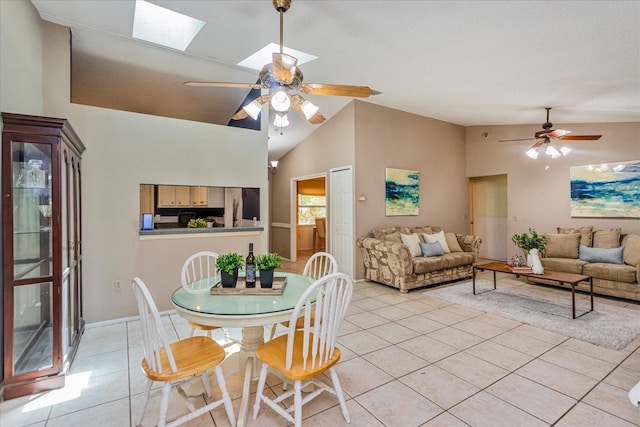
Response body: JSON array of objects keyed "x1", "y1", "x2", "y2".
[{"x1": 273, "y1": 0, "x2": 291, "y2": 13}]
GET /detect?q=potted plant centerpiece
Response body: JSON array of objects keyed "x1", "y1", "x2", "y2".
[
  {"x1": 512, "y1": 228, "x2": 546, "y2": 266},
  {"x1": 255, "y1": 252, "x2": 283, "y2": 288},
  {"x1": 216, "y1": 252, "x2": 244, "y2": 287},
  {"x1": 206, "y1": 216, "x2": 215, "y2": 228}
]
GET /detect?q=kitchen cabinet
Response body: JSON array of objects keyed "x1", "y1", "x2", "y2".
[
  {"x1": 175, "y1": 186, "x2": 191, "y2": 206},
  {"x1": 2, "y1": 113, "x2": 85, "y2": 399},
  {"x1": 157, "y1": 185, "x2": 176, "y2": 207},
  {"x1": 190, "y1": 186, "x2": 207, "y2": 206},
  {"x1": 157, "y1": 185, "x2": 191, "y2": 207},
  {"x1": 139, "y1": 184, "x2": 154, "y2": 214}
]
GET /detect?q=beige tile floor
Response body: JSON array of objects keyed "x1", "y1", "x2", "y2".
[{"x1": 2, "y1": 253, "x2": 639, "y2": 427}]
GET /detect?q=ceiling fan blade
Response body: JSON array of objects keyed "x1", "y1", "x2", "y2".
[
  {"x1": 272, "y1": 53, "x2": 298, "y2": 85},
  {"x1": 548, "y1": 129, "x2": 571, "y2": 138},
  {"x1": 231, "y1": 94, "x2": 270, "y2": 120},
  {"x1": 531, "y1": 139, "x2": 546, "y2": 148},
  {"x1": 184, "y1": 81, "x2": 263, "y2": 89},
  {"x1": 558, "y1": 135, "x2": 602, "y2": 141},
  {"x1": 498, "y1": 138, "x2": 536, "y2": 142},
  {"x1": 300, "y1": 83, "x2": 377, "y2": 98}
]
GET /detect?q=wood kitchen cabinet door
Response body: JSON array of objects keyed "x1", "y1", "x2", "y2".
[
  {"x1": 157, "y1": 185, "x2": 176, "y2": 206},
  {"x1": 190, "y1": 186, "x2": 208, "y2": 206},
  {"x1": 139, "y1": 184, "x2": 154, "y2": 213},
  {"x1": 175, "y1": 186, "x2": 191, "y2": 206}
]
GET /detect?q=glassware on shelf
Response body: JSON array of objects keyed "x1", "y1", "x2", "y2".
[
  {"x1": 39, "y1": 204, "x2": 52, "y2": 230},
  {"x1": 26, "y1": 159, "x2": 46, "y2": 188},
  {"x1": 13, "y1": 163, "x2": 26, "y2": 188}
]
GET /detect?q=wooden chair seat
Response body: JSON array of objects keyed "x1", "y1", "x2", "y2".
[
  {"x1": 142, "y1": 336, "x2": 226, "y2": 382},
  {"x1": 256, "y1": 332, "x2": 340, "y2": 381}
]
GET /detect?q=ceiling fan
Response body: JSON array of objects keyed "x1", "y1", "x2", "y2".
[
  {"x1": 185, "y1": 0, "x2": 379, "y2": 128},
  {"x1": 499, "y1": 107, "x2": 602, "y2": 160}
]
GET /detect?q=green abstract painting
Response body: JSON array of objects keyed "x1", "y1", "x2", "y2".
[{"x1": 385, "y1": 168, "x2": 419, "y2": 216}]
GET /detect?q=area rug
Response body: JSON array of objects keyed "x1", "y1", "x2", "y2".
[{"x1": 423, "y1": 279, "x2": 640, "y2": 351}]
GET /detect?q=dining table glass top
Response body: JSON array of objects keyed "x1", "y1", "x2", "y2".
[{"x1": 171, "y1": 272, "x2": 315, "y2": 316}]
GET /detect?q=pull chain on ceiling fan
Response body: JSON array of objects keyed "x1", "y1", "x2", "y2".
[
  {"x1": 185, "y1": 0, "x2": 379, "y2": 128},
  {"x1": 499, "y1": 107, "x2": 602, "y2": 168}
]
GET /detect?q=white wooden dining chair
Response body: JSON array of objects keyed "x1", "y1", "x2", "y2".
[
  {"x1": 268, "y1": 251, "x2": 338, "y2": 340},
  {"x1": 131, "y1": 277, "x2": 236, "y2": 427},
  {"x1": 252, "y1": 272, "x2": 353, "y2": 427},
  {"x1": 181, "y1": 251, "x2": 237, "y2": 347}
]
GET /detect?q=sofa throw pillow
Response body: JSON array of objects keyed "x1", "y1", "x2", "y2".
[
  {"x1": 445, "y1": 232, "x2": 464, "y2": 252},
  {"x1": 579, "y1": 244, "x2": 624, "y2": 264},
  {"x1": 621, "y1": 234, "x2": 640, "y2": 266},
  {"x1": 420, "y1": 241, "x2": 444, "y2": 257},
  {"x1": 593, "y1": 228, "x2": 621, "y2": 248},
  {"x1": 558, "y1": 225, "x2": 593, "y2": 247},
  {"x1": 423, "y1": 230, "x2": 451, "y2": 254},
  {"x1": 544, "y1": 233, "x2": 580, "y2": 258},
  {"x1": 401, "y1": 233, "x2": 422, "y2": 257}
]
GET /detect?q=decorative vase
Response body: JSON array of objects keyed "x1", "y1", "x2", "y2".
[
  {"x1": 221, "y1": 269, "x2": 238, "y2": 288},
  {"x1": 259, "y1": 270, "x2": 274, "y2": 288},
  {"x1": 206, "y1": 222, "x2": 213, "y2": 228},
  {"x1": 529, "y1": 249, "x2": 544, "y2": 274},
  {"x1": 526, "y1": 253, "x2": 532, "y2": 267}
]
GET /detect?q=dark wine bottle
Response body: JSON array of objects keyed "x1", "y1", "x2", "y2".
[{"x1": 245, "y1": 243, "x2": 256, "y2": 288}]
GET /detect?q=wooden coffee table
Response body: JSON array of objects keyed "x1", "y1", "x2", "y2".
[{"x1": 473, "y1": 262, "x2": 594, "y2": 319}]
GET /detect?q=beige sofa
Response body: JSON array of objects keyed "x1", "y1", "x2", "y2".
[
  {"x1": 356, "y1": 225, "x2": 482, "y2": 293},
  {"x1": 529, "y1": 226, "x2": 640, "y2": 301}
]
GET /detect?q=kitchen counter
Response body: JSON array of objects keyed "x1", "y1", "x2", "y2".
[{"x1": 139, "y1": 226, "x2": 264, "y2": 239}]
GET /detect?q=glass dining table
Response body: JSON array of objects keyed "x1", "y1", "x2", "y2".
[{"x1": 171, "y1": 271, "x2": 314, "y2": 427}]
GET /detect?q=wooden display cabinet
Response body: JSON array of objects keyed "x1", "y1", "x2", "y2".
[{"x1": 1, "y1": 113, "x2": 85, "y2": 399}]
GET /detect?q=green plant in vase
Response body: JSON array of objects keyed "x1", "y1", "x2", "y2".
[
  {"x1": 216, "y1": 252, "x2": 244, "y2": 287},
  {"x1": 205, "y1": 216, "x2": 215, "y2": 228},
  {"x1": 255, "y1": 252, "x2": 283, "y2": 288},
  {"x1": 512, "y1": 228, "x2": 547, "y2": 260}
]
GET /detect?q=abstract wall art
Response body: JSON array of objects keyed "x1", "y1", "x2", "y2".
[
  {"x1": 570, "y1": 160, "x2": 640, "y2": 218},
  {"x1": 385, "y1": 168, "x2": 420, "y2": 216}
]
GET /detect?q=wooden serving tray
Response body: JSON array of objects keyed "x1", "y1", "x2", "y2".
[{"x1": 210, "y1": 276, "x2": 287, "y2": 295}]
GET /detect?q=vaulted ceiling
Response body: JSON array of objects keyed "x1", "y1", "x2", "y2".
[{"x1": 32, "y1": 1, "x2": 640, "y2": 159}]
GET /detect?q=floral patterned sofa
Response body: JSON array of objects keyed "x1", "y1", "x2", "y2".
[{"x1": 356, "y1": 225, "x2": 482, "y2": 293}]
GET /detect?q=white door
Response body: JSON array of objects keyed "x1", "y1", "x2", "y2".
[{"x1": 330, "y1": 166, "x2": 354, "y2": 278}]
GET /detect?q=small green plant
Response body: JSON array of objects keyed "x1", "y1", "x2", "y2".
[
  {"x1": 216, "y1": 252, "x2": 244, "y2": 274},
  {"x1": 205, "y1": 216, "x2": 215, "y2": 222},
  {"x1": 187, "y1": 218, "x2": 207, "y2": 228},
  {"x1": 512, "y1": 228, "x2": 547, "y2": 255},
  {"x1": 255, "y1": 253, "x2": 283, "y2": 271}
]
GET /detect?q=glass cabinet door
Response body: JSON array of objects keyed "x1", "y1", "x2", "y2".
[{"x1": 9, "y1": 140, "x2": 57, "y2": 378}]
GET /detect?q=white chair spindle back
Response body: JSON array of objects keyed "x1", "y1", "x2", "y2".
[
  {"x1": 132, "y1": 277, "x2": 177, "y2": 373},
  {"x1": 285, "y1": 273, "x2": 352, "y2": 371},
  {"x1": 181, "y1": 251, "x2": 219, "y2": 293},
  {"x1": 303, "y1": 251, "x2": 338, "y2": 280}
]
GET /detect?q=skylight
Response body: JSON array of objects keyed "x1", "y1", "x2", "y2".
[
  {"x1": 132, "y1": 0, "x2": 205, "y2": 51},
  {"x1": 238, "y1": 43, "x2": 318, "y2": 70}
]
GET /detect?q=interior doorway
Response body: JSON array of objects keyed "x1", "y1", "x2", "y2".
[
  {"x1": 469, "y1": 174, "x2": 508, "y2": 261},
  {"x1": 295, "y1": 176, "x2": 327, "y2": 259}
]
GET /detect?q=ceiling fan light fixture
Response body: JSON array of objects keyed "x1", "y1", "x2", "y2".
[
  {"x1": 242, "y1": 99, "x2": 263, "y2": 120},
  {"x1": 560, "y1": 146, "x2": 572, "y2": 156},
  {"x1": 274, "y1": 113, "x2": 290, "y2": 128},
  {"x1": 271, "y1": 89, "x2": 291, "y2": 112},
  {"x1": 300, "y1": 99, "x2": 320, "y2": 120},
  {"x1": 525, "y1": 148, "x2": 539, "y2": 159},
  {"x1": 545, "y1": 145, "x2": 561, "y2": 158}
]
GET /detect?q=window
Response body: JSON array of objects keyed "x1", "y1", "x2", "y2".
[{"x1": 298, "y1": 195, "x2": 326, "y2": 225}]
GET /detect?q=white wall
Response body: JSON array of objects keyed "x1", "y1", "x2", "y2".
[
  {"x1": 39, "y1": 22, "x2": 269, "y2": 322},
  {"x1": 0, "y1": 0, "x2": 43, "y2": 115}
]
